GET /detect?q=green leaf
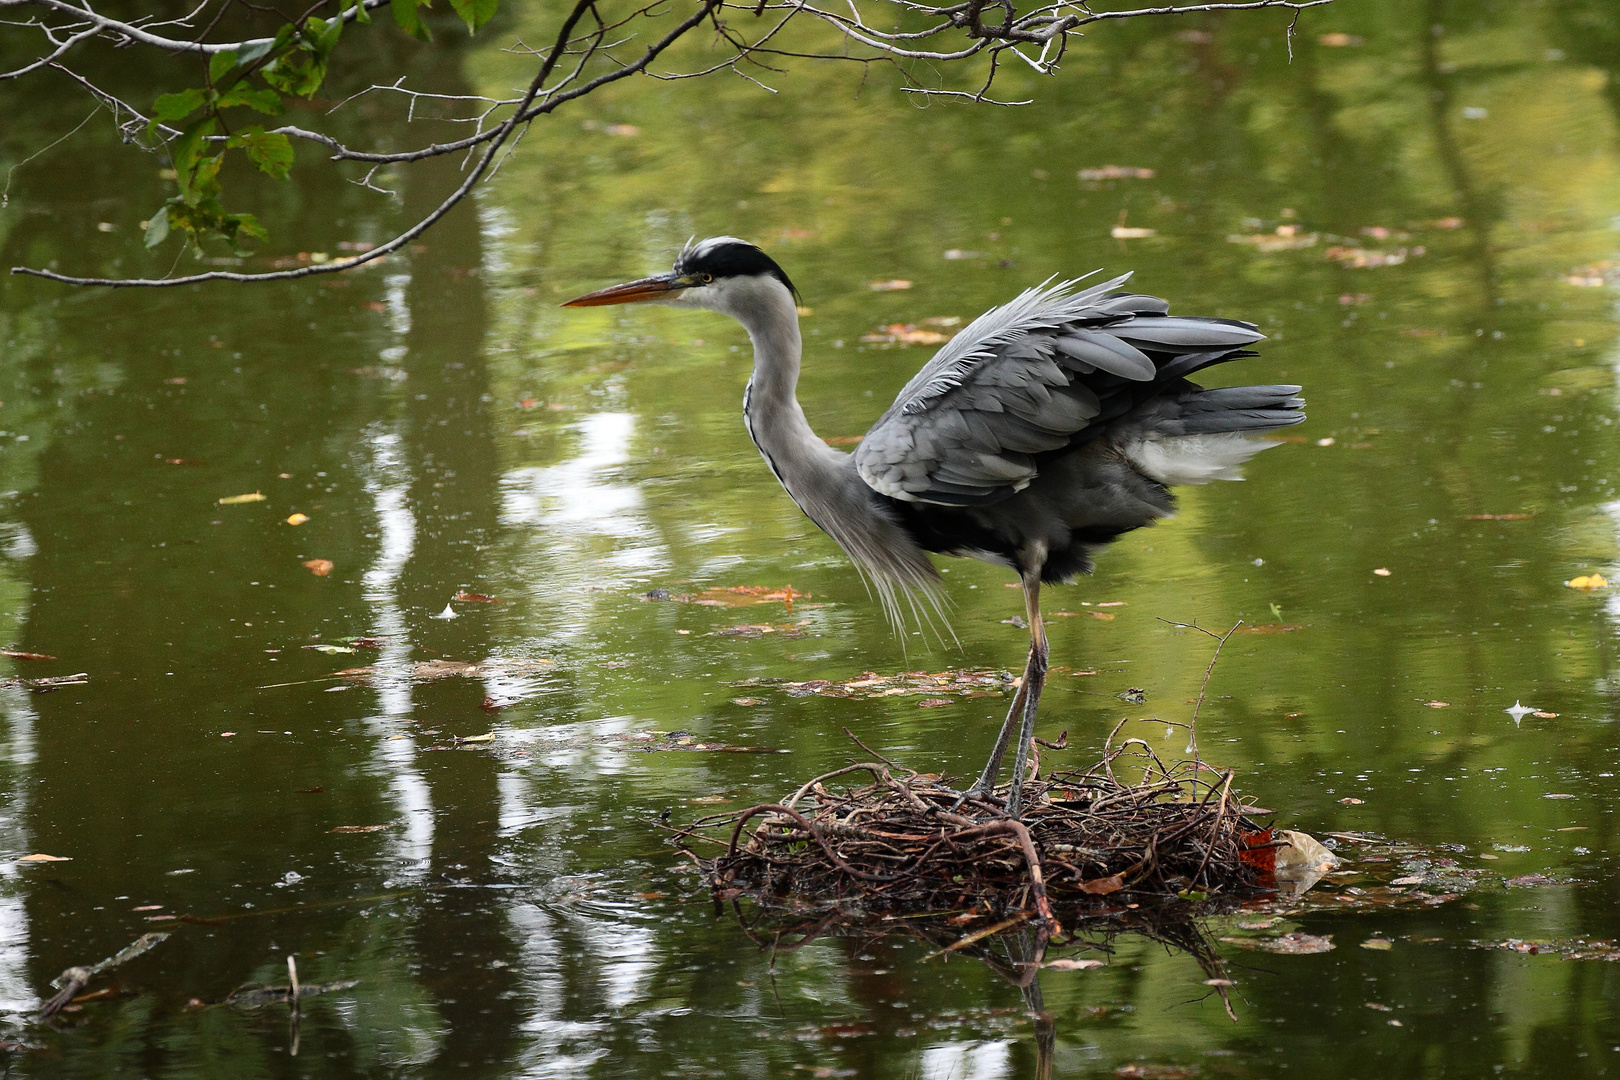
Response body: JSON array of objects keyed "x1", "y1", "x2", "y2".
[
  {"x1": 391, "y1": 0, "x2": 433, "y2": 41},
  {"x1": 237, "y1": 38, "x2": 277, "y2": 66},
  {"x1": 229, "y1": 127, "x2": 294, "y2": 180},
  {"x1": 219, "y1": 85, "x2": 283, "y2": 115},
  {"x1": 143, "y1": 206, "x2": 171, "y2": 249},
  {"x1": 261, "y1": 48, "x2": 326, "y2": 98},
  {"x1": 208, "y1": 50, "x2": 238, "y2": 84},
  {"x1": 311, "y1": 14, "x2": 344, "y2": 56},
  {"x1": 169, "y1": 117, "x2": 218, "y2": 203},
  {"x1": 351, "y1": 0, "x2": 371, "y2": 23},
  {"x1": 449, "y1": 0, "x2": 497, "y2": 32},
  {"x1": 224, "y1": 212, "x2": 268, "y2": 243},
  {"x1": 152, "y1": 88, "x2": 207, "y2": 126}
]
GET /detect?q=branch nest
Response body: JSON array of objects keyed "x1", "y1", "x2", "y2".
[{"x1": 674, "y1": 735, "x2": 1275, "y2": 935}]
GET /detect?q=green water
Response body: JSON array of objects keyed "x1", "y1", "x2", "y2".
[{"x1": 3, "y1": 0, "x2": 1620, "y2": 1075}]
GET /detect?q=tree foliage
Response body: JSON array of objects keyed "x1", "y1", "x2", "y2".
[{"x1": 0, "y1": 0, "x2": 1331, "y2": 286}]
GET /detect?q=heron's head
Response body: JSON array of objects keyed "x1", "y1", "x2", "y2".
[{"x1": 563, "y1": 236, "x2": 798, "y2": 319}]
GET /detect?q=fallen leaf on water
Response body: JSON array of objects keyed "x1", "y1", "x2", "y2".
[
  {"x1": 218, "y1": 492, "x2": 266, "y2": 505},
  {"x1": 1238, "y1": 624, "x2": 1301, "y2": 634},
  {"x1": 1238, "y1": 918, "x2": 1280, "y2": 930},
  {"x1": 689, "y1": 795, "x2": 731, "y2": 804},
  {"x1": 730, "y1": 697, "x2": 763, "y2": 707},
  {"x1": 164, "y1": 376, "x2": 188, "y2": 385},
  {"x1": 17, "y1": 854, "x2": 70, "y2": 863},
  {"x1": 918, "y1": 698, "x2": 952, "y2": 708},
  {"x1": 1079, "y1": 165, "x2": 1154, "y2": 180},
  {"x1": 1534, "y1": 711, "x2": 1559, "y2": 718},
  {"x1": 1079, "y1": 875, "x2": 1125, "y2": 896},
  {"x1": 1361, "y1": 938, "x2": 1394, "y2": 950},
  {"x1": 1373, "y1": 567, "x2": 1392, "y2": 577},
  {"x1": 456, "y1": 733, "x2": 496, "y2": 744},
  {"x1": 1113, "y1": 1065, "x2": 1198, "y2": 1080},
  {"x1": 1568, "y1": 574, "x2": 1608, "y2": 589},
  {"x1": 1339, "y1": 797, "x2": 1364, "y2": 805},
  {"x1": 1223, "y1": 932, "x2": 1334, "y2": 955},
  {"x1": 302, "y1": 644, "x2": 356, "y2": 654},
  {"x1": 302, "y1": 559, "x2": 334, "y2": 577},
  {"x1": 336, "y1": 657, "x2": 552, "y2": 685},
  {"x1": 330, "y1": 825, "x2": 396, "y2": 834},
  {"x1": 1111, "y1": 226, "x2": 1156, "y2": 239},
  {"x1": 1390, "y1": 875, "x2": 1424, "y2": 886},
  {"x1": 1543, "y1": 793, "x2": 1575, "y2": 800},
  {"x1": 711, "y1": 621, "x2": 810, "y2": 639},
  {"x1": 453, "y1": 590, "x2": 501, "y2": 603},
  {"x1": 133, "y1": 904, "x2": 163, "y2": 912},
  {"x1": 860, "y1": 324, "x2": 951, "y2": 346},
  {"x1": 1089, "y1": 611, "x2": 1117, "y2": 621},
  {"x1": 1042, "y1": 958, "x2": 1105, "y2": 970},
  {"x1": 285, "y1": 513, "x2": 309, "y2": 526},
  {"x1": 1096, "y1": 601, "x2": 1126, "y2": 607},
  {"x1": 1366, "y1": 1002, "x2": 1393, "y2": 1011},
  {"x1": 0, "y1": 650, "x2": 56, "y2": 661},
  {"x1": 1325, "y1": 245, "x2": 1420, "y2": 269},
  {"x1": 1425, "y1": 701, "x2": 1449, "y2": 708},
  {"x1": 164, "y1": 458, "x2": 203, "y2": 466},
  {"x1": 1505, "y1": 874, "x2": 1556, "y2": 887},
  {"x1": 867, "y1": 279, "x2": 912, "y2": 291}
]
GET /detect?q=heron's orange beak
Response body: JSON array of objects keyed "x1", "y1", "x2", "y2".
[{"x1": 562, "y1": 273, "x2": 686, "y2": 307}]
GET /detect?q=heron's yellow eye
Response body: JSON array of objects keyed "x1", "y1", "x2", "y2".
[{"x1": 700, "y1": 273, "x2": 714, "y2": 283}]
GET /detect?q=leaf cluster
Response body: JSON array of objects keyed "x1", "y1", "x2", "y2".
[{"x1": 145, "y1": 0, "x2": 499, "y2": 253}]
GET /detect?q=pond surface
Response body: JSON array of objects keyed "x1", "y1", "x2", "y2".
[{"x1": 3, "y1": 0, "x2": 1620, "y2": 1075}]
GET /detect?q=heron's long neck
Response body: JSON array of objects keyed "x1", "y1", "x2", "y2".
[{"x1": 735, "y1": 293, "x2": 844, "y2": 493}]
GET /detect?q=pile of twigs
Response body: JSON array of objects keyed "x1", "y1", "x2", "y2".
[{"x1": 674, "y1": 727, "x2": 1274, "y2": 933}]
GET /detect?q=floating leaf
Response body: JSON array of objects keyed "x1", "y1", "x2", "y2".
[
  {"x1": 452, "y1": 590, "x2": 500, "y2": 603},
  {"x1": 18, "y1": 854, "x2": 70, "y2": 863},
  {"x1": 1223, "y1": 932, "x2": 1334, "y2": 955},
  {"x1": 867, "y1": 279, "x2": 912, "y2": 291},
  {"x1": 285, "y1": 513, "x2": 309, "y2": 525},
  {"x1": 1042, "y1": 958, "x2": 1105, "y2": 970},
  {"x1": 1568, "y1": 574, "x2": 1608, "y2": 590},
  {"x1": 302, "y1": 558, "x2": 334, "y2": 577},
  {"x1": 0, "y1": 650, "x2": 56, "y2": 661},
  {"x1": 217, "y1": 491, "x2": 266, "y2": 505},
  {"x1": 1078, "y1": 165, "x2": 1154, "y2": 180},
  {"x1": 330, "y1": 824, "x2": 396, "y2": 834}
]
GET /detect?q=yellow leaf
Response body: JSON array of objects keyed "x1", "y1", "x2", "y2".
[
  {"x1": 218, "y1": 492, "x2": 266, "y2": 505},
  {"x1": 286, "y1": 513, "x2": 310, "y2": 525},
  {"x1": 1568, "y1": 574, "x2": 1608, "y2": 589},
  {"x1": 18, "y1": 853, "x2": 70, "y2": 863}
]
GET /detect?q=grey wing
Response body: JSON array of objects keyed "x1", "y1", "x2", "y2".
[{"x1": 852, "y1": 274, "x2": 1265, "y2": 505}]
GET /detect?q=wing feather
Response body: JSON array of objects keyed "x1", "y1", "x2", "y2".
[{"x1": 853, "y1": 275, "x2": 1269, "y2": 505}]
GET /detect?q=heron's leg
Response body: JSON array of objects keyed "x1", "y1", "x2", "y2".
[
  {"x1": 1004, "y1": 575, "x2": 1049, "y2": 819},
  {"x1": 949, "y1": 665, "x2": 1029, "y2": 807}
]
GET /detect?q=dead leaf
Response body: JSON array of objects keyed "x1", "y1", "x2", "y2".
[
  {"x1": 1339, "y1": 797, "x2": 1364, "y2": 805},
  {"x1": 1114, "y1": 1065, "x2": 1198, "y2": 1080},
  {"x1": 1361, "y1": 938, "x2": 1394, "y2": 950},
  {"x1": 1373, "y1": 567, "x2": 1392, "y2": 577},
  {"x1": 1542, "y1": 793, "x2": 1576, "y2": 800},
  {"x1": 17, "y1": 854, "x2": 70, "y2": 863},
  {"x1": 1111, "y1": 226, "x2": 1156, "y2": 239},
  {"x1": 1079, "y1": 875, "x2": 1125, "y2": 895},
  {"x1": 1089, "y1": 611, "x2": 1117, "y2": 621},
  {"x1": 730, "y1": 697, "x2": 763, "y2": 707},
  {"x1": 1223, "y1": 932, "x2": 1335, "y2": 955},
  {"x1": 329, "y1": 825, "x2": 397, "y2": 834},
  {"x1": 918, "y1": 698, "x2": 952, "y2": 708},
  {"x1": 1534, "y1": 711, "x2": 1559, "y2": 719},
  {"x1": 1425, "y1": 701, "x2": 1449, "y2": 708},
  {"x1": 1042, "y1": 958, "x2": 1105, "y2": 970},
  {"x1": 302, "y1": 559, "x2": 334, "y2": 577},
  {"x1": 1078, "y1": 166, "x2": 1154, "y2": 180},
  {"x1": 860, "y1": 324, "x2": 951, "y2": 346},
  {"x1": 163, "y1": 458, "x2": 203, "y2": 466},
  {"x1": 285, "y1": 513, "x2": 309, "y2": 526},
  {"x1": 1505, "y1": 874, "x2": 1556, "y2": 887},
  {"x1": 867, "y1": 279, "x2": 912, "y2": 291},
  {"x1": 453, "y1": 590, "x2": 501, "y2": 603},
  {"x1": 1276, "y1": 830, "x2": 1340, "y2": 878},
  {"x1": 217, "y1": 492, "x2": 266, "y2": 505},
  {"x1": 1568, "y1": 574, "x2": 1608, "y2": 590},
  {"x1": 0, "y1": 650, "x2": 56, "y2": 661}
]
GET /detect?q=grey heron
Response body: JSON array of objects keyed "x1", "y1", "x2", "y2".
[{"x1": 566, "y1": 237, "x2": 1303, "y2": 817}]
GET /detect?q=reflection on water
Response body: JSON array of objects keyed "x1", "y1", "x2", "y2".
[{"x1": 2, "y1": 0, "x2": 1620, "y2": 1074}]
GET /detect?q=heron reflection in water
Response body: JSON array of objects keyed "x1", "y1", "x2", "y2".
[{"x1": 567, "y1": 237, "x2": 1303, "y2": 817}]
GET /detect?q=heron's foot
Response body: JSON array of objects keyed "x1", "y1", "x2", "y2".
[{"x1": 940, "y1": 782, "x2": 1007, "y2": 815}]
